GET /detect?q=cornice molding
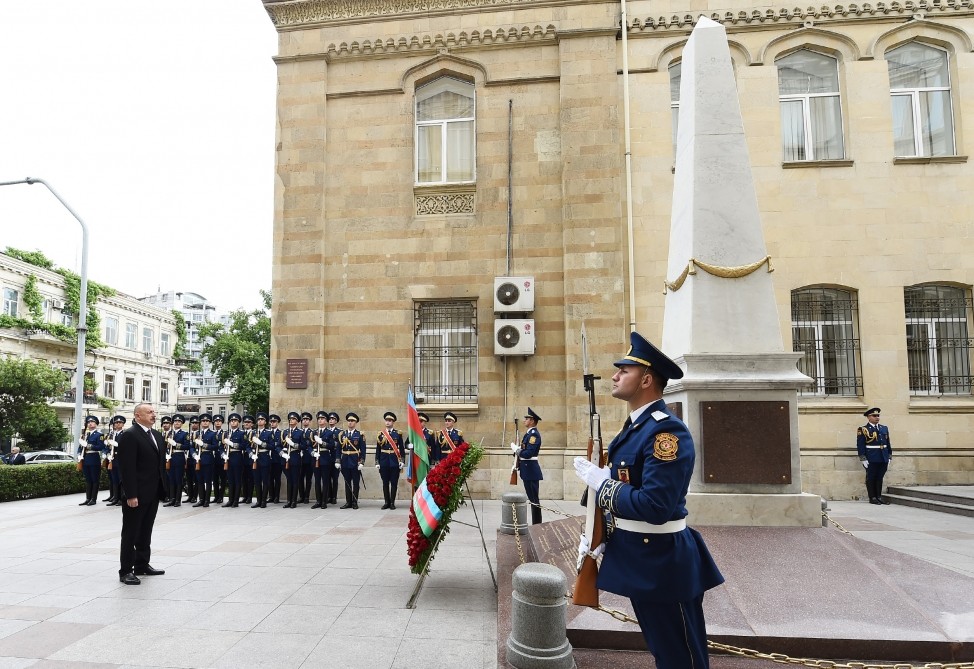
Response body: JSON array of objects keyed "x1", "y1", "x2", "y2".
[{"x1": 321, "y1": 24, "x2": 557, "y2": 60}]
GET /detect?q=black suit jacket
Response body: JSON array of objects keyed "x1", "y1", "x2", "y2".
[{"x1": 117, "y1": 424, "x2": 168, "y2": 503}]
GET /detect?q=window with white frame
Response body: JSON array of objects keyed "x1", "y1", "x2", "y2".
[
  {"x1": 887, "y1": 42, "x2": 955, "y2": 157},
  {"x1": 142, "y1": 327, "x2": 153, "y2": 354},
  {"x1": 125, "y1": 323, "x2": 137, "y2": 349},
  {"x1": 777, "y1": 49, "x2": 845, "y2": 161},
  {"x1": 791, "y1": 287, "x2": 863, "y2": 396},
  {"x1": 2, "y1": 288, "x2": 18, "y2": 317},
  {"x1": 142, "y1": 379, "x2": 152, "y2": 402},
  {"x1": 124, "y1": 377, "x2": 135, "y2": 401},
  {"x1": 105, "y1": 316, "x2": 118, "y2": 346},
  {"x1": 904, "y1": 284, "x2": 972, "y2": 394},
  {"x1": 160, "y1": 333, "x2": 170, "y2": 356},
  {"x1": 669, "y1": 62, "x2": 681, "y2": 158},
  {"x1": 414, "y1": 301, "x2": 478, "y2": 404},
  {"x1": 160, "y1": 382, "x2": 169, "y2": 404},
  {"x1": 415, "y1": 77, "x2": 475, "y2": 184},
  {"x1": 104, "y1": 373, "x2": 115, "y2": 398}
]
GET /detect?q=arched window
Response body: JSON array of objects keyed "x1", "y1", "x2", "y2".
[
  {"x1": 904, "y1": 285, "x2": 972, "y2": 394},
  {"x1": 669, "y1": 62, "x2": 681, "y2": 158},
  {"x1": 887, "y1": 43, "x2": 955, "y2": 157},
  {"x1": 791, "y1": 287, "x2": 862, "y2": 396},
  {"x1": 415, "y1": 77, "x2": 475, "y2": 184},
  {"x1": 777, "y1": 49, "x2": 845, "y2": 161}
]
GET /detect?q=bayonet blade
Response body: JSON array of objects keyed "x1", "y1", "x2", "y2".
[{"x1": 581, "y1": 321, "x2": 590, "y2": 376}]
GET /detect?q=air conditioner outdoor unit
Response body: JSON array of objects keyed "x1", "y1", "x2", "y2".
[
  {"x1": 493, "y1": 276, "x2": 535, "y2": 313},
  {"x1": 494, "y1": 319, "x2": 536, "y2": 356},
  {"x1": 51, "y1": 299, "x2": 64, "y2": 310}
]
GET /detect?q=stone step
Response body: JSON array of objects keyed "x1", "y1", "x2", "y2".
[
  {"x1": 886, "y1": 485, "x2": 974, "y2": 508},
  {"x1": 884, "y1": 493, "x2": 974, "y2": 518}
]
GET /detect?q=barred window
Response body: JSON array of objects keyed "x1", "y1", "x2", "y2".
[
  {"x1": 904, "y1": 285, "x2": 972, "y2": 394},
  {"x1": 791, "y1": 287, "x2": 862, "y2": 396},
  {"x1": 414, "y1": 301, "x2": 478, "y2": 404}
]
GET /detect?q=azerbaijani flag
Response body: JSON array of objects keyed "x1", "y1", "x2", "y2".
[
  {"x1": 412, "y1": 478, "x2": 442, "y2": 537},
  {"x1": 406, "y1": 385, "x2": 430, "y2": 487}
]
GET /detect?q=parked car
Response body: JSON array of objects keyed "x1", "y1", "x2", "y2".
[{"x1": 21, "y1": 450, "x2": 75, "y2": 464}]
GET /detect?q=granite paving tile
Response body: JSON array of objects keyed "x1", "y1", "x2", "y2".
[
  {"x1": 222, "y1": 580, "x2": 302, "y2": 605},
  {"x1": 308, "y1": 567, "x2": 371, "y2": 586},
  {"x1": 324, "y1": 606, "x2": 412, "y2": 638},
  {"x1": 404, "y1": 609, "x2": 494, "y2": 640},
  {"x1": 211, "y1": 630, "x2": 322, "y2": 668},
  {"x1": 0, "y1": 606, "x2": 65, "y2": 621},
  {"x1": 347, "y1": 584, "x2": 414, "y2": 610},
  {"x1": 300, "y1": 634, "x2": 400, "y2": 668},
  {"x1": 0, "y1": 620, "x2": 34, "y2": 642},
  {"x1": 282, "y1": 583, "x2": 361, "y2": 608},
  {"x1": 392, "y1": 637, "x2": 492, "y2": 669},
  {"x1": 162, "y1": 578, "x2": 251, "y2": 602},
  {"x1": 253, "y1": 604, "x2": 343, "y2": 635},
  {"x1": 416, "y1": 586, "x2": 497, "y2": 612},
  {"x1": 0, "y1": 659, "x2": 39, "y2": 669},
  {"x1": 0, "y1": 621, "x2": 103, "y2": 658},
  {"x1": 188, "y1": 601, "x2": 277, "y2": 632}
]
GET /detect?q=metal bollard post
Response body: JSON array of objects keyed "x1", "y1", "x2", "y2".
[
  {"x1": 506, "y1": 562, "x2": 575, "y2": 668},
  {"x1": 500, "y1": 491, "x2": 529, "y2": 535}
]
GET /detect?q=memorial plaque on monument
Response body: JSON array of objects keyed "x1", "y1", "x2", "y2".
[
  {"x1": 700, "y1": 400, "x2": 791, "y2": 484},
  {"x1": 285, "y1": 358, "x2": 309, "y2": 389},
  {"x1": 665, "y1": 401, "x2": 682, "y2": 421}
]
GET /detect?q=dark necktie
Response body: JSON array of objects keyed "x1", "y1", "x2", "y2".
[{"x1": 623, "y1": 417, "x2": 633, "y2": 432}]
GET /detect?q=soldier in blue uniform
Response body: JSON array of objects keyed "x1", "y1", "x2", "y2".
[
  {"x1": 281, "y1": 411, "x2": 305, "y2": 508},
  {"x1": 103, "y1": 415, "x2": 126, "y2": 506},
  {"x1": 222, "y1": 413, "x2": 247, "y2": 508},
  {"x1": 513, "y1": 408, "x2": 544, "y2": 524},
  {"x1": 298, "y1": 411, "x2": 315, "y2": 504},
  {"x1": 437, "y1": 412, "x2": 465, "y2": 463},
  {"x1": 418, "y1": 412, "x2": 440, "y2": 464},
  {"x1": 240, "y1": 415, "x2": 255, "y2": 505},
  {"x1": 573, "y1": 331, "x2": 724, "y2": 669},
  {"x1": 311, "y1": 410, "x2": 331, "y2": 509},
  {"x1": 268, "y1": 414, "x2": 284, "y2": 503},
  {"x1": 192, "y1": 414, "x2": 216, "y2": 507},
  {"x1": 857, "y1": 407, "x2": 893, "y2": 505},
  {"x1": 77, "y1": 415, "x2": 106, "y2": 506},
  {"x1": 375, "y1": 411, "x2": 405, "y2": 510},
  {"x1": 325, "y1": 412, "x2": 341, "y2": 504},
  {"x1": 338, "y1": 412, "x2": 366, "y2": 509},
  {"x1": 249, "y1": 413, "x2": 275, "y2": 508},
  {"x1": 184, "y1": 416, "x2": 200, "y2": 504},
  {"x1": 211, "y1": 414, "x2": 228, "y2": 504},
  {"x1": 163, "y1": 414, "x2": 190, "y2": 507}
]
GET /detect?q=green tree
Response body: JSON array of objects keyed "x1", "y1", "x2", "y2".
[
  {"x1": 16, "y1": 405, "x2": 71, "y2": 450},
  {"x1": 0, "y1": 357, "x2": 71, "y2": 445},
  {"x1": 199, "y1": 290, "x2": 271, "y2": 414}
]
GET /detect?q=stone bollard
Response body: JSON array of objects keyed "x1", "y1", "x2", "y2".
[
  {"x1": 821, "y1": 497, "x2": 829, "y2": 527},
  {"x1": 506, "y1": 563, "x2": 575, "y2": 669},
  {"x1": 500, "y1": 491, "x2": 529, "y2": 535}
]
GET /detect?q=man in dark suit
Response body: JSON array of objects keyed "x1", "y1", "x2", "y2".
[
  {"x1": 3, "y1": 446, "x2": 26, "y2": 465},
  {"x1": 116, "y1": 402, "x2": 169, "y2": 585}
]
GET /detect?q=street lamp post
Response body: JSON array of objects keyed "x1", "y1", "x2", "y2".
[{"x1": 0, "y1": 177, "x2": 90, "y2": 452}]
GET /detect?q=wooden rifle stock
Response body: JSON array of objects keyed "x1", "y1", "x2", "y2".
[
  {"x1": 509, "y1": 417, "x2": 520, "y2": 485},
  {"x1": 573, "y1": 353, "x2": 604, "y2": 608}
]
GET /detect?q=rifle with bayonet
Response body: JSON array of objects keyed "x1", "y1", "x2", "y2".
[
  {"x1": 573, "y1": 322, "x2": 605, "y2": 608},
  {"x1": 509, "y1": 416, "x2": 520, "y2": 485}
]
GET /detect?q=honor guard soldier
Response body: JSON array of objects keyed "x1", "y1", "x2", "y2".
[
  {"x1": 222, "y1": 413, "x2": 247, "y2": 507},
  {"x1": 857, "y1": 408, "x2": 893, "y2": 505},
  {"x1": 573, "y1": 331, "x2": 724, "y2": 669},
  {"x1": 299, "y1": 411, "x2": 315, "y2": 503},
  {"x1": 338, "y1": 412, "x2": 366, "y2": 509},
  {"x1": 513, "y1": 408, "x2": 544, "y2": 525},
  {"x1": 159, "y1": 416, "x2": 173, "y2": 504},
  {"x1": 268, "y1": 414, "x2": 284, "y2": 503},
  {"x1": 163, "y1": 414, "x2": 190, "y2": 507},
  {"x1": 184, "y1": 416, "x2": 200, "y2": 504},
  {"x1": 103, "y1": 415, "x2": 126, "y2": 506},
  {"x1": 211, "y1": 414, "x2": 228, "y2": 504},
  {"x1": 250, "y1": 413, "x2": 274, "y2": 508},
  {"x1": 418, "y1": 412, "x2": 440, "y2": 464},
  {"x1": 240, "y1": 415, "x2": 256, "y2": 505},
  {"x1": 282, "y1": 411, "x2": 305, "y2": 508},
  {"x1": 77, "y1": 415, "x2": 106, "y2": 506},
  {"x1": 437, "y1": 412, "x2": 466, "y2": 463},
  {"x1": 311, "y1": 411, "x2": 331, "y2": 509},
  {"x1": 325, "y1": 412, "x2": 341, "y2": 505},
  {"x1": 192, "y1": 414, "x2": 217, "y2": 507},
  {"x1": 375, "y1": 412, "x2": 405, "y2": 510}
]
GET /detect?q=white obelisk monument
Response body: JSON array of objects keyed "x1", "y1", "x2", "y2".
[{"x1": 662, "y1": 16, "x2": 821, "y2": 526}]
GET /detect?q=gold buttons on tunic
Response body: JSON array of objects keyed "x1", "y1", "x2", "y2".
[{"x1": 643, "y1": 538, "x2": 649, "y2": 544}]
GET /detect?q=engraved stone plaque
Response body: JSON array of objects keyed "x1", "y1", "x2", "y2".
[{"x1": 700, "y1": 400, "x2": 791, "y2": 484}]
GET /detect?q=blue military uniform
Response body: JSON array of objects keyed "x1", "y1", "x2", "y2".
[
  {"x1": 298, "y1": 411, "x2": 315, "y2": 504},
  {"x1": 192, "y1": 415, "x2": 217, "y2": 507},
  {"x1": 268, "y1": 415, "x2": 284, "y2": 503},
  {"x1": 282, "y1": 412, "x2": 306, "y2": 508},
  {"x1": 437, "y1": 412, "x2": 465, "y2": 463},
  {"x1": 857, "y1": 407, "x2": 893, "y2": 505},
  {"x1": 249, "y1": 413, "x2": 275, "y2": 508},
  {"x1": 163, "y1": 415, "x2": 190, "y2": 508},
  {"x1": 184, "y1": 417, "x2": 200, "y2": 503},
  {"x1": 515, "y1": 408, "x2": 544, "y2": 525},
  {"x1": 417, "y1": 412, "x2": 440, "y2": 465},
  {"x1": 325, "y1": 412, "x2": 342, "y2": 504},
  {"x1": 375, "y1": 411, "x2": 404, "y2": 510},
  {"x1": 77, "y1": 416, "x2": 105, "y2": 506},
  {"x1": 585, "y1": 332, "x2": 724, "y2": 669},
  {"x1": 211, "y1": 416, "x2": 228, "y2": 504},
  {"x1": 311, "y1": 411, "x2": 331, "y2": 509},
  {"x1": 103, "y1": 415, "x2": 126, "y2": 506},
  {"x1": 338, "y1": 412, "x2": 366, "y2": 509},
  {"x1": 240, "y1": 416, "x2": 255, "y2": 505},
  {"x1": 222, "y1": 414, "x2": 247, "y2": 508}
]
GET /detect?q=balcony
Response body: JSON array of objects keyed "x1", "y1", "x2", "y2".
[{"x1": 53, "y1": 389, "x2": 99, "y2": 408}]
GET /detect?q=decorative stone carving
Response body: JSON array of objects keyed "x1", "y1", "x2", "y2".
[
  {"x1": 266, "y1": 0, "x2": 554, "y2": 27},
  {"x1": 325, "y1": 24, "x2": 557, "y2": 58},
  {"x1": 415, "y1": 189, "x2": 475, "y2": 215}
]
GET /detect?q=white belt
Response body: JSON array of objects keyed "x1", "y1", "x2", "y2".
[
  {"x1": 520, "y1": 457, "x2": 538, "y2": 461},
  {"x1": 613, "y1": 518, "x2": 687, "y2": 534},
  {"x1": 865, "y1": 445, "x2": 885, "y2": 449}
]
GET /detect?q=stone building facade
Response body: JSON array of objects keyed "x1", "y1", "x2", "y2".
[{"x1": 262, "y1": 0, "x2": 974, "y2": 500}]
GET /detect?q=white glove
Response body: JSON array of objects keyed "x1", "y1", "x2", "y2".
[
  {"x1": 375, "y1": 464, "x2": 381, "y2": 469},
  {"x1": 251, "y1": 453, "x2": 258, "y2": 461},
  {"x1": 573, "y1": 457, "x2": 611, "y2": 490},
  {"x1": 165, "y1": 455, "x2": 171, "y2": 462},
  {"x1": 107, "y1": 455, "x2": 113, "y2": 462},
  {"x1": 314, "y1": 435, "x2": 323, "y2": 444},
  {"x1": 357, "y1": 463, "x2": 363, "y2": 471},
  {"x1": 285, "y1": 437, "x2": 295, "y2": 446},
  {"x1": 399, "y1": 462, "x2": 404, "y2": 470},
  {"x1": 194, "y1": 438, "x2": 204, "y2": 447},
  {"x1": 107, "y1": 439, "x2": 118, "y2": 447},
  {"x1": 79, "y1": 438, "x2": 86, "y2": 447},
  {"x1": 167, "y1": 438, "x2": 177, "y2": 447},
  {"x1": 510, "y1": 442, "x2": 519, "y2": 453},
  {"x1": 334, "y1": 462, "x2": 341, "y2": 470},
  {"x1": 222, "y1": 438, "x2": 232, "y2": 446},
  {"x1": 77, "y1": 455, "x2": 83, "y2": 462},
  {"x1": 860, "y1": 459, "x2": 868, "y2": 470},
  {"x1": 252, "y1": 438, "x2": 264, "y2": 447},
  {"x1": 577, "y1": 533, "x2": 605, "y2": 567}
]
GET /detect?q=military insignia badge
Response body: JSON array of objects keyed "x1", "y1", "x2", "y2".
[
  {"x1": 653, "y1": 433, "x2": 679, "y2": 461},
  {"x1": 529, "y1": 436, "x2": 537, "y2": 444},
  {"x1": 618, "y1": 468, "x2": 630, "y2": 483}
]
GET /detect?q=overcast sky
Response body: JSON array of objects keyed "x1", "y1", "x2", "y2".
[{"x1": 0, "y1": 1, "x2": 278, "y2": 313}]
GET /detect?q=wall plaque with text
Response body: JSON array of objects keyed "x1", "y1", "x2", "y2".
[{"x1": 285, "y1": 358, "x2": 308, "y2": 389}]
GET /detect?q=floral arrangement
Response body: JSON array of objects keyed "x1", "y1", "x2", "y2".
[{"x1": 406, "y1": 440, "x2": 484, "y2": 574}]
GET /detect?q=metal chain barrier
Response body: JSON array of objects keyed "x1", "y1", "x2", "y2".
[{"x1": 507, "y1": 503, "x2": 971, "y2": 669}]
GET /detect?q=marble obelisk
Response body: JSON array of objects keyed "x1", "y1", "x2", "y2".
[{"x1": 662, "y1": 16, "x2": 821, "y2": 526}]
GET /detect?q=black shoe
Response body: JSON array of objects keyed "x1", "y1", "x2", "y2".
[
  {"x1": 173, "y1": 502, "x2": 181, "y2": 507},
  {"x1": 119, "y1": 572, "x2": 141, "y2": 585},
  {"x1": 251, "y1": 502, "x2": 262, "y2": 508},
  {"x1": 869, "y1": 498, "x2": 882, "y2": 505},
  {"x1": 79, "y1": 500, "x2": 91, "y2": 506},
  {"x1": 86, "y1": 500, "x2": 97, "y2": 506},
  {"x1": 352, "y1": 504, "x2": 359, "y2": 509},
  {"x1": 222, "y1": 502, "x2": 233, "y2": 508},
  {"x1": 260, "y1": 503, "x2": 267, "y2": 508},
  {"x1": 185, "y1": 497, "x2": 196, "y2": 503},
  {"x1": 163, "y1": 501, "x2": 174, "y2": 507},
  {"x1": 340, "y1": 503, "x2": 352, "y2": 509},
  {"x1": 312, "y1": 503, "x2": 321, "y2": 509},
  {"x1": 879, "y1": 497, "x2": 891, "y2": 505},
  {"x1": 192, "y1": 502, "x2": 205, "y2": 507},
  {"x1": 134, "y1": 565, "x2": 165, "y2": 576},
  {"x1": 381, "y1": 503, "x2": 390, "y2": 510},
  {"x1": 243, "y1": 499, "x2": 252, "y2": 504},
  {"x1": 390, "y1": 504, "x2": 396, "y2": 510},
  {"x1": 109, "y1": 501, "x2": 121, "y2": 507},
  {"x1": 103, "y1": 497, "x2": 113, "y2": 502},
  {"x1": 329, "y1": 499, "x2": 337, "y2": 505},
  {"x1": 321, "y1": 504, "x2": 328, "y2": 509},
  {"x1": 230, "y1": 503, "x2": 238, "y2": 508}
]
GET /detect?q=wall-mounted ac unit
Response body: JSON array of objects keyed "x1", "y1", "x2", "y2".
[
  {"x1": 51, "y1": 299, "x2": 64, "y2": 310},
  {"x1": 493, "y1": 276, "x2": 535, "y2": 313},
  {"x1": 494, "y1": 319, "x2": 536, "y2": 356}
]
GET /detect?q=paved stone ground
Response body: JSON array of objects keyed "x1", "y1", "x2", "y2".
[{"x1": 1, "y1": 492, "x2": 971, "y2": 668}]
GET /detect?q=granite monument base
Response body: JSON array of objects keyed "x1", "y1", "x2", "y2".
[{"x1": 686, "y1": 492, "x2": 823, "y2": 527}]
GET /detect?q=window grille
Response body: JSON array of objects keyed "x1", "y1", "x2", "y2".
[
  {"x1": 904, "y1": 285, "x2": 972, "y2": 394},
  {"x1": 414, "y1": 301, "x2": 478, "y2": 404},
  {"x1": 791, "y1": 287, "x2": 863, "y2": 396}
]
